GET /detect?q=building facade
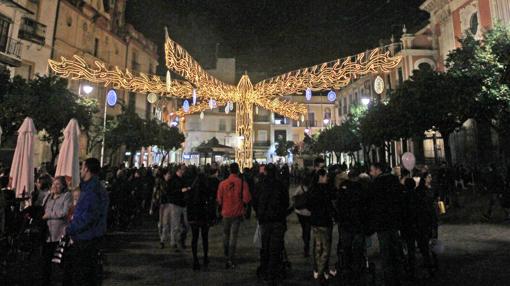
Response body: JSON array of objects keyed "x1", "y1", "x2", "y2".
[{"x1": 0, "y1": 0, "x2": 162, "y2": 167}]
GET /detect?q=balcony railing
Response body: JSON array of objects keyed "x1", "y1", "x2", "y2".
[
  {"x1": 18, "y1": 17, "x2": 46, "y2": 45},
  {"x1": 0, "y1": 36, "x2": 22, "y2": 58},
  {"x1": 254, "y1": 115, "x2": 270, "y2": 122},
  {"x1": 254, "y1": 141, "x2": 271, "y2": 147}
]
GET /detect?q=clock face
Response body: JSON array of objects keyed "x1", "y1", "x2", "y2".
[
  {"x1": 147, "y1": 92, "x2": 158, "y2": 104},
  {"x1": 374, "y1": 76, "x2": 385, "y2": 95},
  {"x1": 107, "y1": 90, "x2": 117, "y2": 107}
]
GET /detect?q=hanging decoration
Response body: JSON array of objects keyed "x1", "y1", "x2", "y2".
[
  {"x1": 300, "y1": 114, "x2": 305, "y2": 122},
  {"x1": 166, "y1": 70, "x2": 171, "y2": 92},
  {"x1": 192, "y1": 88, "x2": 197, "y2": 105},
  {"x1": 200, "y1": 111, "x2": 204, "y2": 120},
  {"x1": 107, "y1": 89, "x2": 117, "y2": 107},
  {"x1": 255, "y1": 105, "x2": 259, "y2": 115},
  {"x1": 228, "y1": 101, "x2": 234, "y2": 111},
  {"x1": 327, "y1": 90, "x2": 337, "y2": 102},
  {"x1": 48, "y1": 30, "x2": 401, "y2": 169},
  {"x1": 225, "y1": 105, "x2": 230, "y2": 114},
  {"x1": 374, "y1": 75, "x2": 385, "y2": 95},
  {"x1": 305, "y1": 88, "x2": 312, "y2": 101},
  {"x1": 183, "y1": 100, "x2": 190, "y2": 113}
]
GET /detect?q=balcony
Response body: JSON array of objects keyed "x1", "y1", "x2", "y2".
[
  {"x1": 18, "y1": 17, "x2": 46, "y2": 45},
  {"x1": 254, "y1": 114, "x2": 270, "y2": 122},
  {"x1": 254, "y1": 141, "x2": 271, "y2": 147},
  {"x1": 0, "y1": 36, "x2": 22, "y2": 66}
]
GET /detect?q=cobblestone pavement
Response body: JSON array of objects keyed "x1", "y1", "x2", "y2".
[{"x1": 102, "y1": 214, "x2": 510, "y2": 286}]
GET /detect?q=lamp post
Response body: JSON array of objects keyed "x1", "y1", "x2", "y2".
[{"x1": 361, "y1": 97, "x2": 370, "y2": 106}]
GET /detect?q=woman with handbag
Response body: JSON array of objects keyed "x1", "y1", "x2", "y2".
[
  {"x1": 186, "y1": 171, "x2": 217, "y2": 270},
  {"x1": 42, "y1": 176, "x2": 72, "y2": 285}
]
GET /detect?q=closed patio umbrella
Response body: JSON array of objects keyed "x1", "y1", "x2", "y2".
[
  {"x1": 9, "y1": 117, "x2": 36, "y2": 199},
  {"x1": 55, "y1": 118, "x2": 80, "y2": 188}
]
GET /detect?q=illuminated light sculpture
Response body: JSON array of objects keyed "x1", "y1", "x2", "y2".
[
  {"x1": 305, "y1": 88, "x2": 312, "y2": 101},
  {"x1": 48, "y1": 30, "x2": 401, "y2": 168},
  {"x1": 192, "y1": 88, "x2": 197, "y2": 105},
  {"x1": 183, "y1": 100, "x2": 190, "y2": 113},
  {"x1": 327, "y1": 90, "x2": 337, "y2": 102}
]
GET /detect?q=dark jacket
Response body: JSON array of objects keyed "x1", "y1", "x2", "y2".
[
  {"x1": 67, "y1": 176, "x2": 109, "y2": 241},
  {"x1": 186, "y1": 174, "x2": 217, "y2": 224},
  {"x1": 336, "y1": 179, "x2": 369, "y2": 234},
  {"x1": 306, "y1": 183, "x2": 335, "y2": 227},
  {"x1": 402, "y1": 185, "x2": 438, "y2": 238},
  {"x1": 168, "y1": 175, "x2": 187, "y2": 207},
  {"x1": 368, "y1": 173, "x2": 402, "y2": 232},
  {"x1": 253, "y1": 176, "x2": 289, "y2": 224}
]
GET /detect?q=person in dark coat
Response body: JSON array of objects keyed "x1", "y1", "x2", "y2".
[
  {"x1": 307, "y1": 168, "x2": 336, "y2": 285},
  {"x1": 368, "y1": 163, "x2": 402, "y2": 286},
  {"x1": 253, "y1": 163, "x2": 290, "y2": 285},
  {"x1": 168, "y1": 164, "x2": 191, "y2": 250},
  {"x1": 336, "y1": 169, "x2": 369, "y2": 285},
  {"x1": 401, "y1": 175, "x2": 437, "y2": 279},
  {"x1": 186, "y1": 171, "x2": 217, "y2": 270}
]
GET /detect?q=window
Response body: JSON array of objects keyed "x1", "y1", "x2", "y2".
[
  {"x1": 308, "y1": 112, "x2": 316, "y2": 127},
  {"x1": 93, "y1": 38, "x2": 99, "y2": 57},
  {"x1": 257, "y1": 130, "x2": 267, "y2": 141},
  {"x1": 418, "y1": 62, "x2": 432, "y2": 71},
  {"x1": 131, "y1": 51, "x2": 140, "y2": 71},
  {"x1": 128, "y1": 92, "x2": 136, "y2": 108},
  {"x1": 19, "y1": 17, "x2": 46, "y2": 45},
  {"x1": 0, "y1": 16, "x2": 10, "y2": 53},
  {"x1": 219, "y1": 119, "x2": 226, "y2": 131},
  {"x1": 397, "y1": 68, "x2": 403, "y2": 85},
  {"x1": 274, "y1": 130, "x2": 286, "y2": 142},
  {"x1": 469, "y1": 13, "x2": 478, "y2": 35},
  {"x1": 324, "y1": 107, "x2": 331, "y2": 120},
  {"x1": 14, "y1": 63, "x2": 33, "y2": 79},
  {"x1": 343, "y1": 97, "x2": 347, "y2": 114}
]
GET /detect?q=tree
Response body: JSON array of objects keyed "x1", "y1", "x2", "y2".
[
  {"x1": 29, "y1": 76, "x2": 97, "y2": 166},
  {"x1": 150, "y1": 120, "x2": 185, "y2": 165},
  {"x1": 0, "y1": 74, "x2": 97, "y2": 165},
  {"x1": 388, "y1": 67, "x2": 472, "y2": 164},
  {"x1": 275, "y1": 137, "x2": 295, "y2": 157},
  {"x1": 446, "y1": 25, "x2": 510, "y2": 159}
]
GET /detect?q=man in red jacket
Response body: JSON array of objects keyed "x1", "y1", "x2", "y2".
[{"x1": 217, "y1": 162, "x2": 251, "y2": 269}]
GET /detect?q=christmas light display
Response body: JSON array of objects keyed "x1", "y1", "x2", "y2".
[{"x1": 48, "y1": 30, "x2": 401, "y2": 168}]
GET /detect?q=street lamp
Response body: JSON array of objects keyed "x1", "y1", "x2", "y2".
[
  {"x1": 82, "y1": 84, "x2": 93, "y2": 95},
  {"x1": 323, "y1": 118, "x2": 330, "y2": 126},
  {"x1": 100, "y1": 89, "x2": 118, "y2": 167},
  {"x1": 361, "y1": 97, "x2": 370, "y2": 106}
]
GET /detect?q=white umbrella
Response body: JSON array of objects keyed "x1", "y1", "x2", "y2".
[
  {"x1": 9, "y1": 117, "x2": 36, "y2": 199},
  {"x1": 55, "y1": 118, "x2": 80, "y2": 189}
]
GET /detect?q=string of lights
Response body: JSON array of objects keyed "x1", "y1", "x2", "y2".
[{"x1": 49, "y1": 31, "x2": 401, "y2": 168}]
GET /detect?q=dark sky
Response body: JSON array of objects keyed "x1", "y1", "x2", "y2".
[{"x1": 126, "y1": 0, "x2": 428, "y2": 79}]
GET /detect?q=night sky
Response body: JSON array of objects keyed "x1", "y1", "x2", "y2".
[{"x1": 126, "y1": 0, "x2": 428, "y2": 79}]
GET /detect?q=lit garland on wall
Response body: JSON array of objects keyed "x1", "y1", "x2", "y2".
[{"x1": 49, "y1": 30, "x2": 401, "y2": 169}]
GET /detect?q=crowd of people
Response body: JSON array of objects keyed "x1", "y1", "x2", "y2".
[{"x1": 0, "y1": 156, "x2": 509, "y2": 286}]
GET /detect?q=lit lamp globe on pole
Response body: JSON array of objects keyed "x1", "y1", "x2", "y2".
[
  {"x1": 82, "y1": 84, "x2": 93, "y2": 95},
  {"x1": 361, "y1": 97, "x2": 370, "y2": 106}
]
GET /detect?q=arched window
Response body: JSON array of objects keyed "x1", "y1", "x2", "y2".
[{"x1": 324, "y1": 107, "x2": 331, "y2": 119}]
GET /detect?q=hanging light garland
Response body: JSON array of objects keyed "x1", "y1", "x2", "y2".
[
  {"x1": 327, "y1": 90, "x2": 337, "y2": 102},
  {"x1": 305, "y1": 88, "x2": 312, "y2": 101},
  {"x1": 48, "y1": 32, "x2": 401, "y2": 169}
]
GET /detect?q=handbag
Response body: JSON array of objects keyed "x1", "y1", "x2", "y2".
[{"x1": 293, "y1": 185, "x2": 309, "y2": 210}]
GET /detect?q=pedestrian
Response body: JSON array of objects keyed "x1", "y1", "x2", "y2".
[
  {"x1": 253, "y1": 163, "x2": 289, "y2": 285},
  {"x1": 293, "y1": 177, "x2": 312, "y2": 258},
  {"x1": 368, "y1": 162, "x2": 403, "y2": 286},
  {"x1": 306, "y1": 168, "x2": 336, "y2": 285},
  {"x1": 401, "y1": 176, "x2": 437, "y2": 279},
  {"x1": 64, "y1": 158, "x2": 109, "y2": 286},
  {"x1": 42, "y1": 176, "x2": 72, "y2": 285},
  {"x1": 154, "y1": 168, "x2": 172, "y2": 248},
  {"x1": 335, "y1": 169, "x2": 369, "y2": 285},
  {"x1": 217, "y1": 162, "x2": 251, "y2": 269},
  {"x1": 33, "y1": 174, "x2": 52, "y2": 206},
  {"x1": 186, "y1": 171, "x2": 217, "y2": 270},
  {"x1": 168, "y1": 164, "x2": 191, "y2": 251}
]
